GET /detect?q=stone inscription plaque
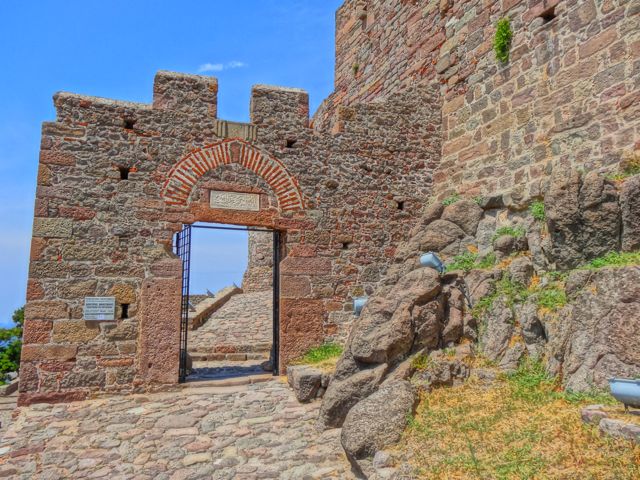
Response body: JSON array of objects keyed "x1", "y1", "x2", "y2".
[
  {"x1": 83, "y1": 297, "x2": 116, "y2": 321},
  {"x1": 210, "y1": 190, "x2": 260, "y2": 211}
]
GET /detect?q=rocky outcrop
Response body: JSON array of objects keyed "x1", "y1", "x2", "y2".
[
  {"x1": 546, "y1": 170, "x2": 621, "y2": 269},
  {"x1": 340, "y1": 381, "x2": 417, "y2": 475},
  {"x1": 554, "y1": 267, "x2": 640, "y2": 391},
  {"x1": 318, "y1": 364, "x2": 387, "y2": 429},
  {"x1": 317, "y1": 170, "x2": 640, "y2": 475}
]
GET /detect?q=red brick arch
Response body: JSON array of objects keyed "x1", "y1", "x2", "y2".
[{"x1": 161, "y1": 139, "x2": 304, "y2": 211}]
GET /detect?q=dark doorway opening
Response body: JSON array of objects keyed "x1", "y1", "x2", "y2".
[{"x1": 174, "y1": 223, "x2": 281, "y2": 383}]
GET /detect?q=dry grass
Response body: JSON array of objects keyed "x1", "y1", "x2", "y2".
[{"x1": 398, "y1": 364, "x2": 640, "y2": 479}]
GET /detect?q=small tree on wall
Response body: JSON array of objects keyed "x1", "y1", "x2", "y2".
[
  {"x1": 0, "y1": 307, "x2": 23, "y2": 384},
  {"x1": 494, "y1": 18, "x2": 513, "y2": 63}
]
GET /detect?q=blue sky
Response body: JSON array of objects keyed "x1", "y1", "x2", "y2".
[{"x1": 0, "y1": 0, "x2": 343, "y2": 326}]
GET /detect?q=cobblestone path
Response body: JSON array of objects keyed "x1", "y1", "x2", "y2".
[
  {"x1": 189, "y1": 291, "x2": 272, "y2": 360},
  {"x1": 0, "y1": 380, "x2": 353, "y2": 479}
]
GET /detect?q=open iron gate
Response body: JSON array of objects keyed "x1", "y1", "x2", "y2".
[{"x1": 174, "y1": 224, "x2": 281, "y2": 383}]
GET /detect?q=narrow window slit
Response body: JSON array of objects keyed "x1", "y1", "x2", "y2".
[
  {"x1": 286, "y1": 139, "x2": 297, "y2": 148},
  {"x1": 123, "y1": 118, "x2": 136, "y2": 130},
  {"x1": 397, "y1": 201, "x2": 405, "y2": 211},
  {"x1": 119, "y1": 166, "x2": 131, "y2": 180},
  {"x1": 121, "y1": 304, "x2": 129, "y2": 319},
  {"x1": 342, "y1": 242, "x2": 352, "y2": 250}
]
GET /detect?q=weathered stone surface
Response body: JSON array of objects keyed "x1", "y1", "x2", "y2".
[
  {"x1": 620, "y1": 176, "x2": 640, "y2": 252},
  {"x1": 441, "y1": 199, "x2": 484, "y2": 236},
  {"x1": 519, "y1": 302, "x2": 546, "y2": 357},
  {"x1": 480, "y1": 297, "x2": 514, "y2": 362},
  {"x1": 508, "y1": 256, "x2": 534, "y2": 286},
  {"x1": 350, "y1": 268, "x2": 441, "y2": 364},
  {"x1": 599, "y1": 418, "x2": 640, "y2": 444},
  {"x1": 287, "y1": 365, "x2": 327, "y2": 402},
  {"x1": 340, "y1": 380, "x2": 417, "y2": 463},
  {"x1": 546, "y1": 171, "x2": 621, "y2": 269},
  {"x1": 412, "y1": 356, "x2": 470, "y2": 391},
  {"x1": 52, "y1": 320, "x2": 100, "y2": 343},
  {"x1": 415, "y1": 219, "x2": 466, "y2": 253},
  {"x1": 32, "y1": 218, "x2": 73, "y2": 238},
  {"x1": 557, "y1": 267, "x2": 640, "y2": 391},
  {"x1": 318, "y1": 363, "x2": 387, "y2": 429},
  {"x1": 580, "y1": 405, "x2": 608, "y2": 425}
]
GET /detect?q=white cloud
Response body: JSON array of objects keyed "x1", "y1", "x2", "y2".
[{"x1": 198, "y1": 61, "x2": 248, "y2": 73}]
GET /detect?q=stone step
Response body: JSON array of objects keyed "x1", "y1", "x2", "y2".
[{"x1": 189, "y1": 352, "x2": 270, "y2": 362}]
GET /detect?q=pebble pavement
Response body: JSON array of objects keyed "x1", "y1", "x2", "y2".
[{"x1": 0, "y1": 380, "x2": 353, "y2": 479}]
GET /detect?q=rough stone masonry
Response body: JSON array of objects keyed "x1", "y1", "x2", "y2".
[{"x1": 19, "y1": 0, "x2": 639, "y2": 406}]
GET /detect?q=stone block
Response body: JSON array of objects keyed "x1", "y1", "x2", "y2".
[
  {"x1": 21, "y1": 344, "x2": 77, "y2": 362},
  {"x1": 32, "y1": 218, "x2": 73, "y2": 238},
  {"x1": 22, "y1": 320, "x2": 52, "y2": 344},
  {"x1": 280, "y1": 256, "x2": 332, "y2": 275},
  {"x1": 52, "y1": 320, "x2": 100, "y2": 343},
  {"x1": 281, "y1": 275, "x2": 312, "y2": 298},
  {"x1": 25, "y1": 301, "x2": 69, "y2": 321}
]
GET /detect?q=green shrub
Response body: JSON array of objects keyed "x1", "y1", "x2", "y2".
[
  {"x1": 494, "y1": 18, "x2": 513, "y2": 63},
  {"x1": 0, "y1": 307, "x2": 23, "y2": 384},
  {"x1": 472, "y1": 277, "x2": 528, "y2": 320},
  {"x1": 296, "y1": 343, "x2": 343, "y2": 364},
  {"x1": 529, "y1": 200, "x2": 545, "y2": 221},
  {"x1": 492, "y1": 225, "x2": 526, "y2": 242},
  {"x1": 442, "y1": 192, "x2": 461, "y2": 206},
  {"x1": 476, "y1": 252, "x2": 497, "y2": 269},
  {"x1": 586, "y1": 251, "x2": 640, "y2": 269},
  {"x1": 507, "y1": 357, "x2": 555, "y2": 403}
]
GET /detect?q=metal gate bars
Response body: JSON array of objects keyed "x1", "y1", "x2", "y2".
[
  {"x1": 174, "y1": 224, "x2": 192, "y2": 383},
  {"x1": 174, "y1": 224, "x2": 281, "y2": 383}
]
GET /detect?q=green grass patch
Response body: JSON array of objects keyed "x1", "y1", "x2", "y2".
[
  {"x1": 411, "y1": 354, "x2": 432, "y2": 371},
  {"x1": 507, "y1": 357, "x2": 557, "y2": 404},
  {"x1": 535, "y1": 284, "x2": 567, "y2": 311},
  {"x1": 529, "y1": 200, "x2": 545, "y2": 221},
  {"x1": 471, "y1": 276, "x2": 529, "y2": 320},
  {"x1": 442, "y1": 192, "x2": 460, "y2": 206},
  {"x1": 295, "y1": 343, "x2": 342, "y2": 364},
  {"x1": 585, "y1": 250, "x2": 640, "y2": 269},
  {"x1": 492, "y1": 225, "x2": 526, "y2": 242},
  {"x1": 446, "y1": 252, "x2": 496, "y2": 273}
]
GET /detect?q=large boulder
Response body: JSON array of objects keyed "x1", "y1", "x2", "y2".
[
  {"x1": 350, "y1": 268, "x2": 441, "y2": 364},
  {"x1": 546, "y1": 170, "x2": 620, "y2": 269},
  {"x1": 441, "y1": 199, "x2": 484, "y2": 236},
  {"x1": 287, "y1": 365, "x2": 329, "y2": 402},
  {"x1": 415, "y1": 219, "x2": 466, "y2": 253},
  {"x1": 317, "y1": 363, "x2": 387, "y2": 429},
  {"x1": 620, "y1": 175, "x2": 640, "y2": 251},
  {"x1": 340, "y1": 380, "x2": 417, "y2": 471},
  {"x1": 559, "y1": 267, "x2": 640, "y2": 391}
]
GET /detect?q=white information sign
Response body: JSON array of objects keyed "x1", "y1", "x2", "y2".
[
  {"x1": 83, "y1": 297, "x2": 116, "y2": 321},
  {"x1": 210, "y1": 190, "x2": 260, "y2": 211}
]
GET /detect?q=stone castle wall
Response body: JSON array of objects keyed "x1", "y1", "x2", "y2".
[
  {"x1": 315, "y1": 0, "x2": 639, "y2": 202},
  {"x1": 242, "y1": 231, "x2": 273, "y2": 293},
  {"x1": 20, "y1": 71, "x2": 441, "y2": 404}
]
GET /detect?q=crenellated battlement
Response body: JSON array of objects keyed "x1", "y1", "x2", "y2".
[{"x1": 51, "y1": 71, "x2": 310, "y2": 134}]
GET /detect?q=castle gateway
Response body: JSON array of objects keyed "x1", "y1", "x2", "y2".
[{"x1": 19, "y1": 71, "x2": 440, "y2": 405}]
